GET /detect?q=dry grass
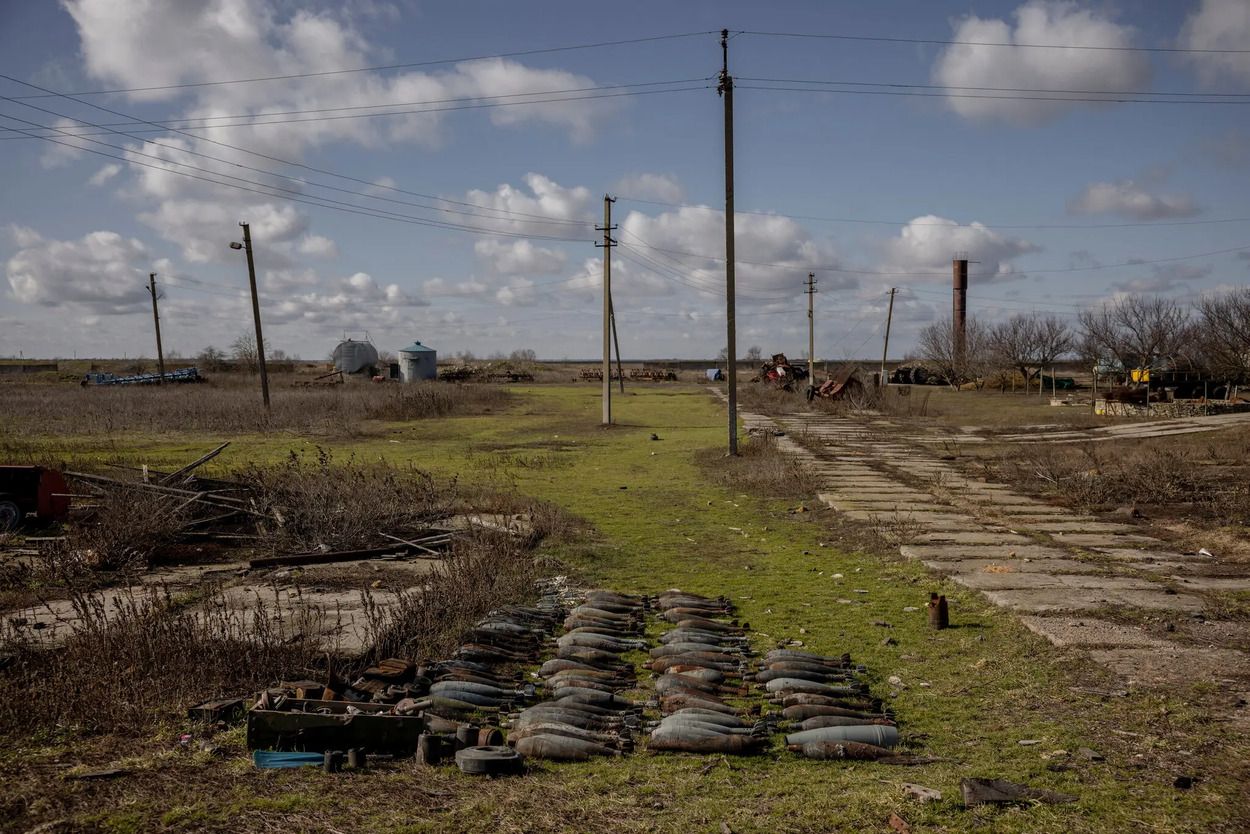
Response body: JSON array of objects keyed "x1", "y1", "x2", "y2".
[
  {"x1": 242, "y1": 449, "x2": 457, "y2": 554},
  {"x1": 695, "y1": 432, "x2": 818, "y2": 499},
  {"x1": 0, "y1": 376, "x2": 511, "y2": 438},
  {"x1": 0, "y1": 581, "x2": 324, "y2": 739}
]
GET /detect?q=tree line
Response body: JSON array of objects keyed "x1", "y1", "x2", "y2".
[{"x1": 914, "y1": 287, "x2": 1250, "y2": 390}]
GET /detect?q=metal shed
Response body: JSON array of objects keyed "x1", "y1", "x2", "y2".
[{"x1": 398, "y1": 341, "x2": 437, "y2": 382}]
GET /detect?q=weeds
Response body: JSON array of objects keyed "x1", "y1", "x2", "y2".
[
  {"x1": 0, "y1": 377, "x2": 510, "y2": 438},
  {"x1": 695, "y1": 433, "x2": 818, "y2": 499}
]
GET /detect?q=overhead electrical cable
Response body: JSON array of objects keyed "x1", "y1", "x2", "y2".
[
  {"x1": 735, "y1": 83, "x2": 1250, "y2": 106},
  {"x1": 738, "y1": 29, "x2": 1250, "y2": 54},
  {"x1": 4, "y1": 31, "x2": 718, "y2": 99},
  {"x1": 735, "y1": 76, "x2": 1250, "y2": 99}
]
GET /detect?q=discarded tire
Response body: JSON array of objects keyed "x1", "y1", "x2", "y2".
[{"x1": 455, "y1": 745, "x2": 524, "y2": 776}]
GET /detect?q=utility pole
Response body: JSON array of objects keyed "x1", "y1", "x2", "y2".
[
  {"x1": 595, "y1": 195, "x2": 617, "y2": 425},
  {"x1": 719, "y1": 28, "x2": 738, "y2": 455},
  {"x1": 147, "y1": 272, "x2": 166, "y2": 384},
  {"x1": 805, "y1": 273, "x2": 817, "y2": 395},
  {"x1": 880, "y1": 287, "x2": 897, "y2": 386},
  {"x1": 240, "y1": 222, "x2": 270, "y2": 411}
]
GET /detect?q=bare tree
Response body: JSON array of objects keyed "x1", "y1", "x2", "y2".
[
  {"x1": 745, "y1": 345, "x2": 763, "y2": 362},
  {"x1": 230, "y1": 333, "x2": 270, "y2": 374},
  {"x1": 918, "y1": 316, "x2": 992, "y2": 389},
  {"x1": 1078, "y1": 296, "x2": 1190, "y2": 373},
  {"x1": 510, "y1": 348, "x2": 538, "y2": 362},
  {"x1": 1193, "y1": 288, "x2": 1250, "y2": 382},
  {"x1": 197, "y1": 345, "x2": 226, "y2": 371},
  {"x1": 989, "y1": 314, "x2": 1074, "y2": 388}
]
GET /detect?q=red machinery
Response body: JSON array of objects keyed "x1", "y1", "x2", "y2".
[{"x1": 0, "y1": 466, "x2": 71, "y2": 531}]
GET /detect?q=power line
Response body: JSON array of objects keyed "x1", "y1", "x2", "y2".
[
  {"x1": 736, "y1": 82, "x2": 1250, "y2": 106},
  {"x1": 623, "y1": 234, "x2": 1250, "y2": 277},
  {"x1": 730, "y1": 75, "x2": 1250, "y2": 99},
  {"x1": 613, "y1": 195, "x2": 1250, "y2": 231},
  {"x1": 0, "y1": 117, "x2": 591, "y2": 240},
  {"x1": 739, "y1": 29, "x2": 1250, "y2": 55},
  {"x1": 0, "y1": 79, "x2": 713, "y2": 138},
  {"x1": 4, "y1": 31, "x2": 719, "y2": 99}
]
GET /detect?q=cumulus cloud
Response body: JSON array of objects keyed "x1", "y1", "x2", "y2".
[
  {"x1": 474, "y1": 238, "x2": 566, "y2": 275},
  {"x1": 1067, "y1": 180, "x2": 1199, "y2": 220},
  {"x1": 614, "y1": 173, "x2": 684, "y2": 203},
  {"x1": 1179, "y1": 0, "x2": 1250, "y2": 88},
  {"x1": 296, "y1": 235, "x2": 338, "y2": 258},
  {"x1": 463, "y1": 174, "x2": 595, "y2": 237},
  {"x1": 88, "y1": 163, "x2": 122, "y2": 186},
  {"x1": 882, "y1": 216, "x2": 1039, "y2": 279},
  {"x1": 1111, "y1": 263, "x2": 1212, "y2": 294},
  {"x1": 619, "y1": 206, "x2": 853, "y2": 298},
  {"x1": 931, "y1": 1, "x2": 1149, "y2": 125},
  {"x1": 138, "y1": 199, "x2": 307, "y2": 263},
  {"x1": 6, "y1": 227, "x2": 151, "y2": 313},
  {"x1": 423, "y1": 277, "x2": 488, "y2": 297}
]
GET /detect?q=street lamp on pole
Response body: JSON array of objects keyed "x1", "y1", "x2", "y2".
[{"x1": 229, "y1": 222, "x2": 270, "y2": 411}]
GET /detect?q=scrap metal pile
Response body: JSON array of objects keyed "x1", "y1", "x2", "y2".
[
  {"x1": 754, "y1": 353, "x2": 809, "y2": 391},
  {"x1": 218, "y1": 585, "x2": 911, "y2": 775}
]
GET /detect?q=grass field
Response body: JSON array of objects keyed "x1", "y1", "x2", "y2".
[{"x1": 2, "y1": 383, "x2": 1246, "y2": 833}]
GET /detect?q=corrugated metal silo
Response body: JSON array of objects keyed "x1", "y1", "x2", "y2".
[{"x1": 398, "y1": 341, "x2": 437, "y2": 382}]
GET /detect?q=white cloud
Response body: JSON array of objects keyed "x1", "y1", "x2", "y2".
[
  {"x1": 474, "y1": 238, "x2": 566, "y2": 275},
  {"x1": 1111, "y1": 264, "x2": 1212, "y2": 294},
  {"x1": 464, "y1": 173, "x2": 595, "y2": 237},
  {"x1": 882, "y1": 216, "x2": 1039, "y2": 279},
  {"x1": 1067, "y1": 180, "x2": 1198, "y2": 220},
  {"x1": 423, "y1": 277, "x2": 488, "y2": 297},
  {"x1": 614, "y1": 173, "x2": 684, "y2": 203},
  {"x1": 931, "y1": 1, "x2": 1149, "y2": 125},
  {"x1": 619, "y1": 206, "x2": 853, "y2": 298},
  {"x1": 297, "y1": 234, "x2": 338, "y2": 258},
  {"x1": 88, "y1": 163, "x2": 122, "y2": 186},
  {"x1": 6, "y1": 227, "x2": 151, "y2": 313},
  {"x1": 1179, "y1": 0, "x2": 1250, "y2": 88},
  {"x1": 138, "y1": 199, "x2": 308, "y2": 263}
]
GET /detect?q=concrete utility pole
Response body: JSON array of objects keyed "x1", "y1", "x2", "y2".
[
  {"x1": 596, "y1": 195, "x2": 617, "y2": 425},
  {"x1": 880, "y1": 287, "x2": 897, "y2": 386},
  {"x1": 147, "y1": 272, "x2": 166, "y2": 384},
  {"x1": 805, "y1": 272, "x2": 817, "y2": 395},
  {"x1": 239, "y1": 222, "x2": 270, "y2": 411},
  {"x1": 719, "y1": 28, "x2": 738, "y2": 455}
]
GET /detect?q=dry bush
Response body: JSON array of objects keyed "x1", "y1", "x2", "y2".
[
  {"x1": 242, "y1": 450, "x2": 458, "y2": 554},
  {"x1": 0, "y1": 583, "x2": 324, "y2": 738},
  {"x1": 68, "y1": 484, "x2": 193, "y2": 571},
  {"x1": 696, "y1": 433, "x2": 817, "y2": 499},
  {"x1": 361, "y1": 530, "x2": 546, "y2": 664},
  {"x1": 0, "y1": 378, "x2": 510, "y2": 437}
]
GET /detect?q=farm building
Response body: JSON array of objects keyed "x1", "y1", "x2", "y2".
[
  {"x1": 398, "y1": 341, "x2": 437, "y2": 382},
  {"x1": 332, "y1": 338, "x2": 379, "y2": 375}
]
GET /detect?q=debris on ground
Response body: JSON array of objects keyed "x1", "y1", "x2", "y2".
[{"x1": 960, "y1": 777, "x2": 1078, "y2": 806}]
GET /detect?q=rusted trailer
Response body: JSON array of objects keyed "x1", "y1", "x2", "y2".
[{"x1": 0, "y1": 466, "x2": 71, "y2": 531}]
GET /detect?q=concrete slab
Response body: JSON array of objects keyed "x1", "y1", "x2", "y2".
[
  {"x1": 1169, "y1": 575, "x2": 1250, "y2": 592},
  {"x1": 980, "y1": 587, "x2": 1205, "y2": 613},
  {"x1": 1017, "y1": 520, "x2": 1141, "y2": 534},
  {"x1": 1019, "y1": 616, "x2": 1172, "y2": 649},
  {"x1": 914, "y1": 531, "x2": 1030, "y2": 545},
  {"x1": 946, "y1": 572, "x2": 1158, "y2": 592},
  {"x1": 921, "y1": 557, "x2": 1105, "y2": 575},
  {"x1": 1088, "y1": 646, "x2": 1250, "y2": 689},
  {"x1": 900, "y1": 543, "x2": 1075, "y2": 561},
  {"x1": 1047, "y1": 533, "x2": 1161, "y2": 547}
]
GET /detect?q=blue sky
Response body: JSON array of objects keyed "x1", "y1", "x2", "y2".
[{"x1": 1, "y1": 0, "x2": 1248, "y2": 362}]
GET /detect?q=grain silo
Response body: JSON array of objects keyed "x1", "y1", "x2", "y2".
[
  {"x1": 332, "y1": 338, "x2": 379, "y2": 375},
  {"x1": 398, "y1": 341, "x2": 437, "y2": 382}
]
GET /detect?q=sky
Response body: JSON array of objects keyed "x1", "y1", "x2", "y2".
[{"x1": 1, "y1": 0, "x2": 1248, "y2": 362}]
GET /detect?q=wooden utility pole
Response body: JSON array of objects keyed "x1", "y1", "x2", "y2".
[
  {"x1": 239, "y1": 222, "x2": 270, "y2": 411},
  {"x1": 805, "y1": 273, "x2": 817, "y2": 394},
  {"x1": 147, "y1": 272, "x2": 166, "y2": 384},
  {"x1": 719, "y1": 28, "x2": 738, "y2": 455},
  {"x1": 880, "y1": 287, "x2": 897, "y2": 386},
  {"x1": 596, "y1": 195, "x2": 617, "y2": 424}
]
